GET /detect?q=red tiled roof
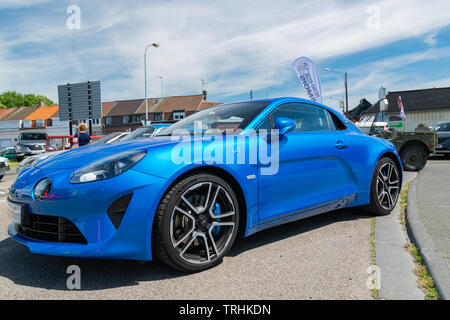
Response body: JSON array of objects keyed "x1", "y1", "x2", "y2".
[
  {"x1": 136, "y1": 94, "x2": 204, "y2": 114},
  {"x1": 3, "y1": 107, "x2": 39, "y2": 120},
  {"x1": 106, "y1": 99, "x2": 144, "y2": 116},
  {"x1": 0, "y1": 108, "x2": 18, "y2": 120},
  {"x1": 197, "y1": 101, "x2": 222, "y2": 111},
  {"x1": 25, "y1": 105, "x2": 59, "y2": 120},
  {"x1": 102, "y1": 101, "x2": 118, "y2": 116}
]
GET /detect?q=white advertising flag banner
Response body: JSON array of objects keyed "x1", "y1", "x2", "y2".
[{"x1": 292, "y1": 57, "x2": 323, "y2": 104}]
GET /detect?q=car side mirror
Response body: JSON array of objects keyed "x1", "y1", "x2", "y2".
[{"x1": 274, "y1": 117, "x2": 296, "y2": 135}]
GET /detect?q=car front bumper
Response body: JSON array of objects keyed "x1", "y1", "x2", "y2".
[{"x1": 8, "y1": 166, "x2": 171, "y2": 260}]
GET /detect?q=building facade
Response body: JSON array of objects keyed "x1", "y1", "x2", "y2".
[{"x1": 364, "y1": 87, "x2": 450, "y2": 131}]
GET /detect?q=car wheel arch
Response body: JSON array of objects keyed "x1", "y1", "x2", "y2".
[
  {"x1": 153, "y1": 165, "x2": 248, "y2": 239},
  {"x1": 376, "y1": 151, "x2": 403, "y2": 186}
]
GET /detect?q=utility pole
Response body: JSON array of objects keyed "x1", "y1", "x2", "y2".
[
  {"x1": 144, "y1": 43, "x2": 159, "y2": 126},
  {"x1": 344, "y1": 72, "x2": 349, "y2": 117},
  {"x1": 325, "y1": 68, "x2": 349, "y2": 118}
]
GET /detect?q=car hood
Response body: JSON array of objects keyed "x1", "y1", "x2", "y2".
[{"x1": 35, "y1": 136, "x2": 179, "y2": 170}]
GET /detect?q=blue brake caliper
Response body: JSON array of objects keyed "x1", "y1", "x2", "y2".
[{"x1": 212, "y1": 202, "x2": 221, "y2": 236}]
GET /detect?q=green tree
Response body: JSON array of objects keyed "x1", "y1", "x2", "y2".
[{"x1": 0, "y1": 90, "x2": 54, "y2": 108}]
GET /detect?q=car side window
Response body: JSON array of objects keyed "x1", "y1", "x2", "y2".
[
  {"x1": 327, "y1": 111, "x2": 347, "y2": 130},
  {"x1": 444, "y1": 123, "x2": 450, "y2": 131},
  {"x1": 272, "y1": 103, "x2": 334, "y2": 132},
  {"x1": 255, "y1": 116, "x2": 271, "y2": 133}
]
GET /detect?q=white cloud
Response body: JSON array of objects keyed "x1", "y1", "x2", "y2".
[{"x1": 0, "y1": 0, "x2": 51, "y2": 9}]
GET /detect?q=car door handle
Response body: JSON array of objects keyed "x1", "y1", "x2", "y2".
[{"x1": 335, "y1": 141, "x2": 348, "y2": 150}]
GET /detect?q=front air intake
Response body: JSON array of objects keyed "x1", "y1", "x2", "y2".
[
  {"x1": 18, "y1": 213, "x2": 87, "y2": 244},
  {"x1": 107, "y1": 194, "x2": 133, "y2": 229}
]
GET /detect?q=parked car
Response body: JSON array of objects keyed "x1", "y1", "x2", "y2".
[
  {"x1": 8, "y1": 98, "x2": 403, "y2": 272},
  {"x1": 14, "y1": 132, "x2": 48, "y2": 162},
  {"x1": 357, "y1": 115, "x2": 436, "y2": 171},
  {"x1": 119, "y1": 123, "x2": 172, "y2": 142},
  {"x1": 431, "y1": 122, "x2": 450, "y2": 156},
  {"x1": 17, "y1": 133, "x2": 125, "y2": 175},
  {"x1": 0, "y1": 156, "x2": 10, "y2": 180},
  {"x1": 0, "y1": 147, "x2": 19, "y2": 161},
  {"x1": 91, "y1": 132, "x2": 130, "y2": 144}
]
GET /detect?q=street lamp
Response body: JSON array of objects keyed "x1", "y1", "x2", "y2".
[
  {"x1": 157, "y1": 76, "x2": 163, "y2": 97},
  {"x1": 329, "y1": 97, "x2": 345, "y2": 113},
  {"x1": 324, "y1": 68, "x2": 349, "y2": 118},
  {"x1": 144, "y1": 43, "x2": 159, "y2": 125}
]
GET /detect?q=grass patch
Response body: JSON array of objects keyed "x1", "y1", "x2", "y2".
[
  {"x1": 369, "y1": 217, "x2": 378, "y2": 299},
  {"x1": 406, "y1": 243, "x2": 440, "y2": 300},
  {"x1": 401, "y1": 180, "x2": 440, "y2": 300},
  {"x1": 9, "y1": 160, "x2": 19, "y2": 168}
]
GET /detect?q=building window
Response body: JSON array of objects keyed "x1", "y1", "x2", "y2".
[
  {"x1": 106, "y1": 117, "x2": 112, "y2": 125},
  {"x1": 123, "y1": 115, "x2": 129, "y2": 124},
  {"x1": 35, "y1": 119, "x2": 45, "y2": 127},
  {"x1": 154, "y1": 113, "x2": 162, "y2": 121},
  {"x1": 173, "y1": 111, "x2": 185, "y2": 121},
  {"x1": 135, "y1": 115, "x2": 142, "y2": 123}
]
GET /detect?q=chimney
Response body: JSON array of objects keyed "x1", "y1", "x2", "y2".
[
  {"x1": 202, "y1": 90, "x2": 207, "y2": 101},
  {"x1": 39, "y1": 101, "x2": 45, "y2": 107}
]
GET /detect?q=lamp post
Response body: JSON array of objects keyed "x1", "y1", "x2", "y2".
[
  {"x1": 329, "y1": 97, "x2": 345, "y2": 114},
  {"x1": 144, "y1": 43, "x2": 159, "y2": 125},
  {"x1": 157, "y1": 76, "x2": 163, "y2": 97},
  {"x1": 324, "y1": 68, "x2": 349, "y2": 118}
]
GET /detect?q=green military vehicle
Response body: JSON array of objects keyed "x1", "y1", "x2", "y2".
[{"x1": 357, "y1": 115, "x2": 437, "y2": 172}]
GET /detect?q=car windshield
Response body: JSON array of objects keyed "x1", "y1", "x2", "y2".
[
  {"x1": 120, "y1": 126, "x2": 156, "y2": 141},
  {"x1": 19, "y1": 133, "x2": 47, "y2": 141},
  {"x1": 156, "y1": 101, "x2": 271, "y2": 136}
]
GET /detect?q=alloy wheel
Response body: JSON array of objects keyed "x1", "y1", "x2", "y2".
[
  {"x1": 169, "y1": 182, "x2": 236, "y2": 265},
  {"x1": 376, "y1": 162, "x2": 400, "y2": 210}
]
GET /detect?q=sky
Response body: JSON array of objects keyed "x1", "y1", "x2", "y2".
[{"x1": 1, "y1": 0, "x2": 450, "y2": 112}]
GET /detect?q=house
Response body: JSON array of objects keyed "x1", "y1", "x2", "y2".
[
  {"x1": 103, "y1": 99, "x2": 145, "y2": 134},
  {"x1": 348, "y1": 98, "x2": 372, "y2": 122},
  {"x1": 0, "y1": 107, "x2": 39, "y2": 148},
  {"x1": 23, "y1": 105, "x2": 71, "y2": 136},
  {"x1": 0, "y1": 93, "x2": 223, "y2": 144},
  {"x1": 363, "y1": 87, "x2": 450, "y2": 131},
  {"x1": 104, "y1": 93, "x2": 221, "y2": 134}
]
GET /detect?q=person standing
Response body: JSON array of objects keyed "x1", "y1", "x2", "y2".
[{"x1": 73, "y1": 123, "x2": 91, "y2": 147}]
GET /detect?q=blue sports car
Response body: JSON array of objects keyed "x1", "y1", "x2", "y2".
[{"x1": 7, "y1": 98, "x2": 402, "y2": 272}]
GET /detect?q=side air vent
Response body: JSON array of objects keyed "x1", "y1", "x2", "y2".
[{"x1": 107, "y1": 194, "x2": 133, "y2": 229}]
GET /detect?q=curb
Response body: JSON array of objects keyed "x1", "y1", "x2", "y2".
[
  {"x1": 374, "y1": 172, "x2": 424, "y2": 300},
  {"x1": 406, "y1": 175, "x2": 450, "y2": 300}
]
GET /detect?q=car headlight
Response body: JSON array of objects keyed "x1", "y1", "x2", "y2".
[{"x1": 70, "y1": 150, "x2": 146, "y2": 184}]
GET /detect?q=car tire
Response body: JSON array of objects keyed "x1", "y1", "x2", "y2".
[
  {"x1": 152, "y1": 173, "x2": 240, "y2": 272},
  {"x1": 366, "y1": 157, "x2": 401, "y2": 216},
  {"x1": 400, "y1": 145, "x2": 427, "y2": 171},
  {"x1": 0, "y1": 174, "x2": 3, "y2": 181}
]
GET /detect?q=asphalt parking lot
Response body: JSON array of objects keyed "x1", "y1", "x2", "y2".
[{"x1": 0, "y1": 173, "x2": 374, "y2": 299}]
